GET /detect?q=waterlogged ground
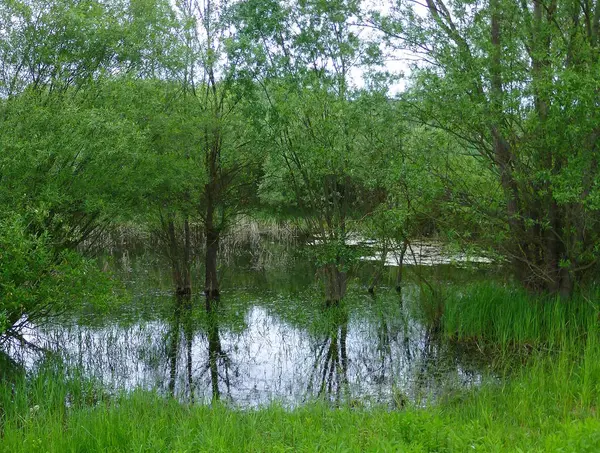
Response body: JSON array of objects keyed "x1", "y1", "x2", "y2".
[{"x1": 6, "y1": 241, "x2": 497, "y2": 408}]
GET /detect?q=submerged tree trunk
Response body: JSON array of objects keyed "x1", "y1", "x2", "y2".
[
  {"x1": 164, "y1": 216, "x2": 192, "y2": 298},
  {"x1": 395, "y1": 240, "x2": 408, "y2": 294},
  {"x1": 323, "y1": 263, "x2": 347, "y2": 307},
  {"x1": 204, "y1": 210, "x2": 220, "y2": 307},
  {"x1": 203, "y1": 117, "x2": 222, "y2": 307},
  {"x1": 321, "y1": 174, "x2": 351, "y2": 306},
  {"x1": 203, "y1": 111, "x2": 221, "y2": 307}
]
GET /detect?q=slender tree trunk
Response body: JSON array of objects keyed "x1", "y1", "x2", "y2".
[
  {"x1": 395, "y1": 240, "x2": 408, "y2": 293},
  {"x1": 204, "y1": 117, "x2": 221, "y2": 307},
  {"x1": 204, "y1": 204, "x2": 220, "y2": 307},
  {"x1": 167, "y1": 218, "x2": 192, "y2": 297}
]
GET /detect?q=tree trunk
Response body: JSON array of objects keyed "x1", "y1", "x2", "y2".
[
  {"x1": 167, "y1": 218, "x2": 192, "y2": 297},
  {"x1": 204, "y1": 218, "x2": 220, "y2": 307},
  {"x1": 204, "y1": 117, "x2": 221, "y2": 307},
  {"x1": 323, "y1": 263, "x2": 347, "y2": 306},
  {"x1": 395, "y1": 240, "x2": 408, "y2": 293},
  {"x1": 204, "y1": 132, "x2": 220, "y2": 307}
]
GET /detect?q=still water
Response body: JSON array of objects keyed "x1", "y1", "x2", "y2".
[{"x1": 8, "y1": 240, "x2": 497, "y2": 408}]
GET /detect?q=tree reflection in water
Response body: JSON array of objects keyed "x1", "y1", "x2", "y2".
[
  {"x1": 307, "y1": 305, "x2": 349, "y2": 404},
  {"x1": 167, "y1": 295, "x2": 194, "y2": 401},
  {"x1": 166, "y1": 296, "x2": 234, "y2": 403},
  {"x1": 10, "y1": 272, "x2": 492, "y2": 407},
  {"x1": 205, "y1": 300, "x2": 232, "y2": 402}
]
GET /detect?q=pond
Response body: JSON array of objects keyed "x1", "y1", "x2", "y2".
[{"x1": 5, "y1": 237, "x2": 499, "y2": 408}]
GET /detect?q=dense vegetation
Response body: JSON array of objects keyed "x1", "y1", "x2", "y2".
[{"x1": 1, "y1": 0, "x2": 599, "y2": 450}]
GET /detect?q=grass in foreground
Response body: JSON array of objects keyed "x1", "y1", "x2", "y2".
[
  {"x1": 0, "y1": 374, "x2": 599, "y2": 452},
  {"x1": 2, "y1": 334, "x2": 599, "y2": 453}
]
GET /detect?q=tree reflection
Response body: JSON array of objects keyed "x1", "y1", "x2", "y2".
[
  {"x1": 372, "y1": 295, "x2": 393, "y2": 385},
  {"x1": 167, "y1": 295, "x2": 195, "y2": 401},
  {"x1": 165, "y1": 296, "x2": 234, "y2": 403},
  {"x1": 308, "y1": 305, "x2": 349, "y2": 403},
  {"x1": 205, "y1": 302, "x2": 232, "y2": 402},
  {"x1": 166, "y1": 295, "x2": 241, "y2": 402}
]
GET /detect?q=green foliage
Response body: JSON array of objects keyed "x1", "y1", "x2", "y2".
[
  {"x1": 0, "y1": 32, "x2": 150, "y2": 339},
  {"x1": 0, "y1": 91, "x2": 146, "y2": 244},
  {"x1": 0, "y1": 0, "x2": 180, "y2": 95},
  {"x1": 89, "y1": 77, "x2": 206, "y2": 219},
  {"x1": 379, "y1": 0, "x2": 600, "y2": 293},
  {"x1": 0, "y1": 213, "x2": 117, "y2": 338}
]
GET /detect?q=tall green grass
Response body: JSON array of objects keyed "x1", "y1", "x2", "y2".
[
  {"x1": 437, "y1": 283, "x2": 600, "y2": 408},
  {"x1": 1, "y1": 362, "x2": 599, "y2": 452},
  {"x1": 440, "y1": 282, "x2": 599, "y2": 348}
]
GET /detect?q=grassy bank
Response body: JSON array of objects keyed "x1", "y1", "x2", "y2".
[
  {"x1": 0, "y1": 364, "x2": 599, "y2": 452},
  {"x1": 2, "y1": 284, "x2": 600, "y2": 452}
]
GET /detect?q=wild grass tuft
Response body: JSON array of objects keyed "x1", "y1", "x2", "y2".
[{"x1": 440, "y1": 282, "x2": 599, "y2": 349}]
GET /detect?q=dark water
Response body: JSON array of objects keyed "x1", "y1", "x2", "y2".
[{"x1": 8, "y1": 241, "x2": 497, "y2": 408}]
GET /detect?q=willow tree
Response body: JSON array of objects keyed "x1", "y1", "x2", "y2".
[
  {"x1": 0, "y1": 0, "x2": 155, "y2": 340},
  {"x1": 172, "y1": 0, "x2": 260, "y2": 305},
  {"x1": 234, "y1": 0, "x2": 388, "y2": 304},
  {"x1": 378, "y1": 0, "x2": 600, "y2": 296},
  {"x1": 85, "y1": 0, "x2": 258, "y2": 301},
  {"x1": 93, "y1": 76, "x2": 206, "y2": 297}
]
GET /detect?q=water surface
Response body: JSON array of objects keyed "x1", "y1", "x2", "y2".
[{"x1": 9, "y1": 242, "x2": 497, "y2": 408}]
